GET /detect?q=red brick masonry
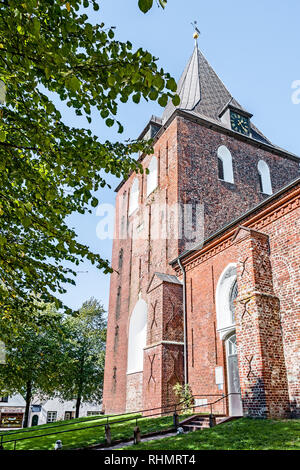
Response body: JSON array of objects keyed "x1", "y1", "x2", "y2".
[{"x1": 102, "y1": 111, "x2": 299, "y2": 417}]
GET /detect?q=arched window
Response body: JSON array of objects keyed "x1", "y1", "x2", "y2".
[
  {"x1": 257, "y1": 160, "x2": 272, "y2": 195},
  {"x1": 216, "y1": 263, "x2": 238, "y2": 337},
  {"x1": 127, "y1": 298, "x2": 147, "y2": 374},
  {"x1": 217, "y1": 146, "x2": 234, "y2": 184},
  {"x1": 128, "y1": 177, "x2": 139, "y2": 215},
  {"x1": 146, "y1": 156, "x2": 158, "y2": 197}
]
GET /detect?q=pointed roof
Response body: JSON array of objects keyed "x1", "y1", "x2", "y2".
[
  {"x1": 147, "y1": 272, "x2": 182, "y2": 293},
  {"x1": 162, "y1": 45, "x2": 270, "y2": 144}
]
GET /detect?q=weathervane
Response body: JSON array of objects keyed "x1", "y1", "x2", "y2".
[{"x1": 191, "y1": 20, "x2": 200, "y2": 44}]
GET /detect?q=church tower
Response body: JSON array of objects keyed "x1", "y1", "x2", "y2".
[{"x1": 102, "y1": 42, "x2": 299, "y2": 415}]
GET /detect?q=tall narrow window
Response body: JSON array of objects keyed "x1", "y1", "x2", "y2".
[
  {"x1": 128, "y1": 177, "x2": 139, "y2": 215},
  {"x1": 229, "y1": 280, "x2": 238, "y2": 324},
  {"x1": 217, "y1": 146, "x2": 234, "y2": 183},
  {"x1": 146, "y1": 155, "x2": 158, "y2": 196},
  {"x1": 218, "y1": 157, "x2": 224, "y2": 180},
  {"x1": 257, "y1": 160, "x2": 272, "y2": 195},
  {"x1": 116, "y1": 286, "x2": 121, "y2": 319},
  {"x1": 118, "y1": 248, "x2": 123, "y2": 270}
]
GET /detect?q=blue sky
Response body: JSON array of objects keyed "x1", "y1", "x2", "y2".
[{"x1": 56, "y1": 0, "x2": 300, "y2": 313}]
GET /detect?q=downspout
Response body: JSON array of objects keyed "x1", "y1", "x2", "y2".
[{"x1": 178, "y1": 257, "x2": 188, "y2": 385}]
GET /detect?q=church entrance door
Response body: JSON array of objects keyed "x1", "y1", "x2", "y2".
[{"x1": 226, "y1": 333, "x2": 243, "y2": 416}]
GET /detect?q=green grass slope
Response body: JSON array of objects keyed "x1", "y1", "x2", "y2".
[
  {"x1": 124, "y1": 418, "x2": 300, "y2": 451},
  {"x1": 0, "y1": 413, "x2": 186, "y2": 450}
]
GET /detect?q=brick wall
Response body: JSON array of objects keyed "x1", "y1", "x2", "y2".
[
  {"x1": 176, "y1": 182, "x2": 299, "y2": 418},
  {"x1": 177, "y1": 115, "x2": 299, "y2": 243},
  {"x1": 102, "y1": 111, "x2": 299, "y2": 415}
]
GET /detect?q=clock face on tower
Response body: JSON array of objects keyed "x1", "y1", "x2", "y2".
[{"x1": 230, "y1": 111, "x2": 250, "y2": 136}]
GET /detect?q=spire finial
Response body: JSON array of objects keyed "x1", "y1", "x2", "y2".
[{"x1": 191, "y1": 20, "x2": 200, "y2": 45}]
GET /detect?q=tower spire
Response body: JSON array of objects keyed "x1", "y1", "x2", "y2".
[{"x1": 191, "y1": 20, "x2": 200, "y2": 46}]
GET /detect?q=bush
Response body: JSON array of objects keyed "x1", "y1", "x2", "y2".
[{"x1": 173, "y1": 383, "x2": 194, "y2": 414}]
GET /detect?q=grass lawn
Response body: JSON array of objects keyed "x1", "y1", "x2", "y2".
[
  {"x1": 123, "y1": 418, "x2": 300, "y2": 451},
  {"x1": 0, "y1": 413, "x2": 187, "y2": 450}
]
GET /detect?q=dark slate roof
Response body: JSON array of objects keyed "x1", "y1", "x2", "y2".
[{"x1": 162, "y1": 44, "x2": 271, "y2": 145}]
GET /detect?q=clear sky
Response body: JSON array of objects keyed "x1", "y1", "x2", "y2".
[{"x1": 55, "y1": 0, "x2": 300, "y2": 314}]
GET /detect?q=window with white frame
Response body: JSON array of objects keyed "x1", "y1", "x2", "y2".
[
  {"x1": 217, "y1": 146, "x2": 234, "y2": 184},
  {"x1": 146, "y1": 155, "x2": 158, "y2": 197},
  {"x1": 216, "y1": 264, "x2": 238, "y2": 337},
  {"x1": 128, "y1": 177, "x2": 139, "y2": 215},
  {"x1": 47, "y1": 411, "x2": 57, "y2": 423},
  {"x1": 127, "y1": 298, "x2": 147, "y2": 374},
  {"x1": 257, "y1": 160, "x2": 272, "y2": 195},
  {"x1": 87, "y1": 411, "x2": 101, "y2": 416}
]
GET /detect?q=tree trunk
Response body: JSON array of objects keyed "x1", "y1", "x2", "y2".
[
  {"x1": 75, "y1": 353, "x2": 85, "y2": 418},
  {"x1": 23, "y1": 380, "x2": 32, "y2": 428},
  {"x1": 75, "y1": 393, "x2": 81, "y2": 419}
]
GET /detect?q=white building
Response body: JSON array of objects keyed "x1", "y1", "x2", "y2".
[
  {"x1": 0, "y1": 394, "x2": 102, "y2": 429},
  {"x1": 0, "y1": 394, "x2": 26, "y2": 429},
  {"x1": 29, "y1": 397, "x2": 102, "y2": 426}
]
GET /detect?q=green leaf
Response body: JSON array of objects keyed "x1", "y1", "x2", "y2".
[
  {"x1": 91, "y1": 197, "x2": 98, "y2": 208},
  {"x1": 138, "y1": 0, "x2": 153, "y2": 14},
  {"x1": 46, "y1": 102, "x2": 55, "y2": 114},
  {"x1": 17, "y1": 25, "x2": 25, "y2": 35},
  {"x1": 166, "y1": 78, "x2": 177, "y2": 92},
  {"x1": 107, "y1": 75, "x2": 116, "y2": 86},
  {"x1": 172, "y1": 94, "x2": 181, "y2": 106},
  {"x1": 68, "y1": 77, "x2": 81, "y2": 92},
  {"x1": 100, "y1": 109, "x2": 109, "y2": 119},
  {"x1": 132, "y1": 93, "x2": 141, "y2": 104},
  {"x1": 158, "y1": 94, "x2": 168, "y2": 107},
  {"x1": 105, "y1": 118, "x2": 114, "y2": 127}
]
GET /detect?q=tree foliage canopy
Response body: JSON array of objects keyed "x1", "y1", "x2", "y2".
[
  {"x1": 0, "y1": 302, "x2": 65, "y2": 425},
  {"x1": 0, "y1": 0, "x2": 177, "y2": 322},
  {"x1": 0, "y1": 298, "x2": 106, "y2": 423},
  {"x1": 56, "y1": 297, "x2": 106, "y2": 414}
]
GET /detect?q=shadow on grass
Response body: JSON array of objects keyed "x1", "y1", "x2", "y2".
[
  {"x1": 1, "y1": 414, "x2": 189, "y2": 450},
  {"x1": 123, "y1": 418, "x2": 300, "y2": 451}
]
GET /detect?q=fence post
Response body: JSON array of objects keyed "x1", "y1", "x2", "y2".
[
  {"x1": 105, "y1": 424, "x2": 112, "y2": 446},
  {"x1": 209, "y1": 414, "x2": 216, "y2": 428},
  {"x1": 173, "y1": 412, "x2": 179, "y2": 429},
  {"x1": 133, "y1": 426, "x2": 141, "y2": 445}
]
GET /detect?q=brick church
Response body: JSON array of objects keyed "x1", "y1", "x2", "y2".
[{"x1": 102, "y1": 40, "x2": 300, "y2": 419}]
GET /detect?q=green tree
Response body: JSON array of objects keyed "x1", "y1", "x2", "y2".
[
  {"x1": 57, "y1": 297, "x2": 106, "y2": 418},
  {"x1": 0, "y1": 304, "x2": 64, "y2": 427},
  {"x1": 0, "y1": 1, "x2": 178, "y2": 325},
  {"x1": 138, "y1": 0, "x2": 167, "y2": 14}
]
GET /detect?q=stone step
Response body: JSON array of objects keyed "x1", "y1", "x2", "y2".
[
  {"x1": 183, "y1": 420, "x2": 210, "y2": 426},
  {"x1": 182, "y1": 424, "x2": 210, "y2": 431},
  {"x1": 181, "y1": 415, "x2": 240, "y2": 433}
]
